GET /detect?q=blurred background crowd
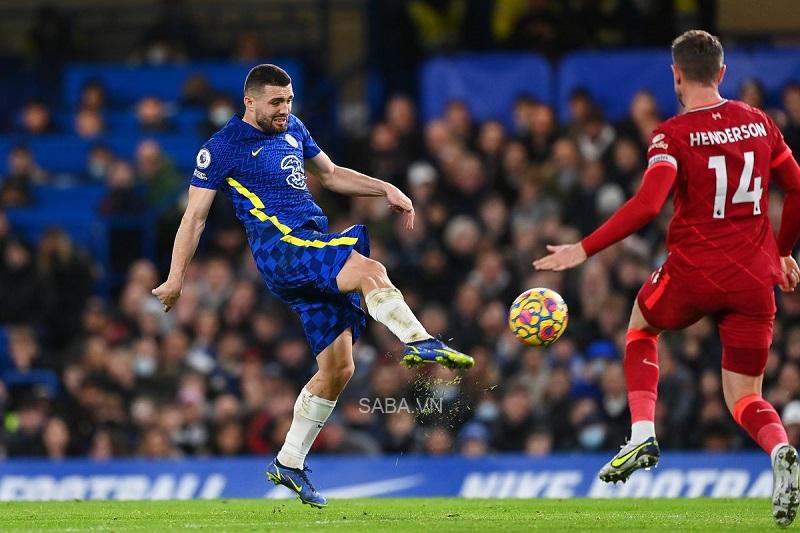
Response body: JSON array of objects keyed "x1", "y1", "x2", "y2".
[{"x1": 2, "y1": 0, "x2": 800, "y2": 462}]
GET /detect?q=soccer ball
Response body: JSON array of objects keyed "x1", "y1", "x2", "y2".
[{"x1": 508, "y1": 287, "x2": 568, "y2": 346}]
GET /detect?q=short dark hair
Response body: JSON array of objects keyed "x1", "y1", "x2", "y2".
[
  {"x1": 244, "y1": 64, "x2": 291, "y2": 95},
  {"x1": 671, "y1": 30, "x2": 724, "y2": 85}
]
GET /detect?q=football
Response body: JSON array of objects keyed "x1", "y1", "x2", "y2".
[{"x1": 508, "y1": 287, "x2": 569, "y2": 346}]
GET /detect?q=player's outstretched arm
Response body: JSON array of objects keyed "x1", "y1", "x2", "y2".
[
  {"x1": 307, "y1": 151, "x2": 415, "y2": 230},
  {"x1": 532, "y1": 243, "x2": 587, "y2": 271},
  {"x1": 533, "y1": 162, "x2": 676, "y2": 272},
  {"x1": 152, "y1": 185, "x2": 216, "y2": 311}
]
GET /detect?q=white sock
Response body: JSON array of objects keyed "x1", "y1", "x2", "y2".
[
  {"x1": 630, "y1": 421, "x2": 656, "y2": 443},
  {"x1": 277, "y1": 388, "x2": 336, "y2": 469},
  {"x1": 771, "y1": 443, "x2": 789, "y2": 465},
  {"x1": 364, "y1": 287, "x2": 432, "y2": 343}
]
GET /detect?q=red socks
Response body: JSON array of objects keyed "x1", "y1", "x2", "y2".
[
  {"x1": 624, "y1": 329, "x2": 660, "y2": 423},
  {"x1": 733, "y1": 393, "x2": 788, "y2": 455},
  {"x1": 624, "y1": 329, "x2": 788, "y2": 458}
]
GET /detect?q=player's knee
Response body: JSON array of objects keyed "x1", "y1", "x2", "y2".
[
  {"x1": 366, "y1": 259, "x2": 387, "y2": 278},
  {"x1": 362, "y1": 259, "x2": 390, "y2": 287},
  {"x1": 321, "y1": 358, "x2": 355, "y2": 388},
  {"x1": 332, "y1": 360, "x2": 355, "y2": 388},
  {"x1": 625, "y1": 328, "x2": 659, "y2": 347}
]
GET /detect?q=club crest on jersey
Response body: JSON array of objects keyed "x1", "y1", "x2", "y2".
[
  {"x1": 196, "y1": 148, "x2": 211, "y2": 169},
  {"x1": 284, "y1": 133, "x2": 299, "y2": 148},
  {"x1": 649, "y1": 133, "x2": 668, "y2": 151},
  {"x1": 281, "y1": 155, "x2": 307, "y2": 190}
]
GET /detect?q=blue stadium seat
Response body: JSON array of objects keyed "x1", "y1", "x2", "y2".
[
  {"x1": 558, "y1": 51, "x2": 676, "y2": 122},
  {"x1": 30, "y1": 184, "x2": 106, "y2": 210},
  {"x1": 420, "y1": 54, "x2": 553, "y2": 127},
  {"x1": 2, "y1": 368, "x2": 61, "y2": 397},
  {"x1": 556, "y1": 49, "x2": 800, "y2": 122},
  {"x1": 722, "y1": 49, "x2": 800, "y2": 106},
  {"x1": 0, "y1": 136, "x2": 94, "y2": 174},
  {"x1": 0, "y1": 133, "x2": 202, "y2": 174},
  {"x1": 0, "y1": 327, "x2": 9, "y2": 372},
  {"x1": 51, "y1": 108, "x2": 205, "y2": 135},
  {"x1": 63, "y1": 60, "x2": 303, "y2": 108},
  {"x1": 105, "y1": 134, "x2": 202, "y2": 171}
]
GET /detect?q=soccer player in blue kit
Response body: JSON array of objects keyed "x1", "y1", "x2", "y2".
[{"x1": 152, "y1": 64, "x2": 474, "y2": 507}]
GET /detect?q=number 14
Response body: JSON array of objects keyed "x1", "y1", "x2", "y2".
[{"x1": 709, "y1": 151, "x2": 762, "y2": 218}]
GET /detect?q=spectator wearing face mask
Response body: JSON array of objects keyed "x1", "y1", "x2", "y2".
[
  {"x1": 81, "y1": 144, "x2": 115, "y2": 183},
  {"x1": 200, "y1": 95, "x2": 237, "y2": 138}
]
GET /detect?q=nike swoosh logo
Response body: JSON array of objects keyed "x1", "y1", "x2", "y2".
[
  {"x1": 757, "y1": 408, "x2": 772, "y2": 413},
  {"x1": 272, "y1": 467, "x2": 302, "y2": 493},
  {"x1": 642, "y1": 358, "x2": 659, "y2": 369},
  {"x1": 251, "y1": 147, "x2": 264, "y2": 156},
  {"x1": 611, "y1": 441, "x2": 651, "y2": 468}
]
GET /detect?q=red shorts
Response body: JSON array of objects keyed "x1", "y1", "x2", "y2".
[{"x1": 636, "y1": 263, "x2": 776, "y2": 376}]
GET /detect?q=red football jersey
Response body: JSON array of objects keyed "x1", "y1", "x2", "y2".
[{"x1": 648, "y1": 99, "x2": 793, "y2": 292}]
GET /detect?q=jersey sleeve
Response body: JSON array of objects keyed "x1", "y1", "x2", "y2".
[
  {"x1": 190, "y1": 135, "x2": 234, "y2": 190},
  {"x1": 294, "y1": 116, "x2": 322, "y2": 159},
  {"x1": 766, "y1": 114, "x2": 793, "y2": 169},
  {"x1": 646, "y1": 125, "x2": 680, "y2": 172}
]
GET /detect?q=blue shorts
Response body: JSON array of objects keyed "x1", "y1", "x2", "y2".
[{"x1": 247, "y1": 222, "x2": 370, "y2": 356}]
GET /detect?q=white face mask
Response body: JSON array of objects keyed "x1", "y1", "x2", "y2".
[
  {"x1": 210, "y1": 106, "x2": 235, "y2": 127},
  {"x1": 88, "y1": 161, "x2": 108, "y2": 180},
  {"x1": 579, "y1": 424, "x2": 606, "y2": 450},
  {"x1": 134, "y1": 356, "x2": 156, "y2": 377},
  {"x1": 475, "y1": 400, "x2": 500, "y2": 422}
]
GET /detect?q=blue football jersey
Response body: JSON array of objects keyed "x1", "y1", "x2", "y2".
[{"x1": 190, "y1": 114, "x2": 326, "y2": 233}]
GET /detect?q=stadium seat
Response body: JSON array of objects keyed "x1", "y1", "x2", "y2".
[
  {"x1": 420, "y1": 54, "x2": 553, "y2": 126},
  {"x1": 556, "y1": 49, "x2": 800, "y2": 121},
  {"x1": 558, "y1": 50, "x2": 677, "y2": 121},
  {"x1": 63, "y1": 60, "x2": 303, "y2": 108}
]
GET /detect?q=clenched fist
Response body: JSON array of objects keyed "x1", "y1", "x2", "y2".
[{"x1": 152, "y1": 280, "x2": 182, "y2": 312}]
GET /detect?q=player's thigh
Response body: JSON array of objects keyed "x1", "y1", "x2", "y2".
[
  {"x1": 335, "y1": 251, "x2": 388, "y2": 293},
  {"x1": 717, "y1": 288, "x2": 775, "y2": 377},
  {"x1": 628, "y1": 299, "x2": 662, "y2": 333},
  {"x1": 317, "y1": 328, "x2": 355, "y2": 376},
  {"x1": 335, "y1": 251, "x2": 370, "y2": 293},
  {"x1": 635, "y1": 267, "x2": 704, "y2": 331},
  {"x1": 285, "y1": 293, "x2": 367, "y2": 358}
]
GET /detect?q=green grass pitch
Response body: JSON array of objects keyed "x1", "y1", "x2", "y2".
[{"x1": 0, "y1": 498, "x2": 786, "y2": 532}]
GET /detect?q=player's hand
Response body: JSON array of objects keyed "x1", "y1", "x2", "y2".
[
  {"x1": 780, "y1": 255, "x2": 800, "y2": 292},
  {"x1": 152, "y1": 279, "x2": 182, "y2": 312},
  {"x1": 533, "y1": 243, "x2": 588, "y2": 272},
  {"x1": 384, "y1": 183, "x2": 415, "y2": 230}
]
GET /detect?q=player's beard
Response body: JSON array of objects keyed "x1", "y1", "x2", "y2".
[{"x1": 256, "y1": 111, "x2": 289, "y2": 134}]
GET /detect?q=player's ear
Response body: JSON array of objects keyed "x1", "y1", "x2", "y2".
[
  {"x1": 717, "y1": 64, "x2": 726, "y2": 85},
  {"x1": 243, "y1": 94, "x2": 254, "y2": 112},
  {"x1": 671, "y1": 64, "x2": 681, "y2": 85}
]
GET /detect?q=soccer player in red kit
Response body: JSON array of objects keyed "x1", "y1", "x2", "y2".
[{"x1": 534, "y1": 30, "x2": 800, "y2": 526}]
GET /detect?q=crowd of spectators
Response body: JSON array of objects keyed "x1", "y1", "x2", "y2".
[{"x1": 3, "y1": 69, "x2": 800, "y2": 461}]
